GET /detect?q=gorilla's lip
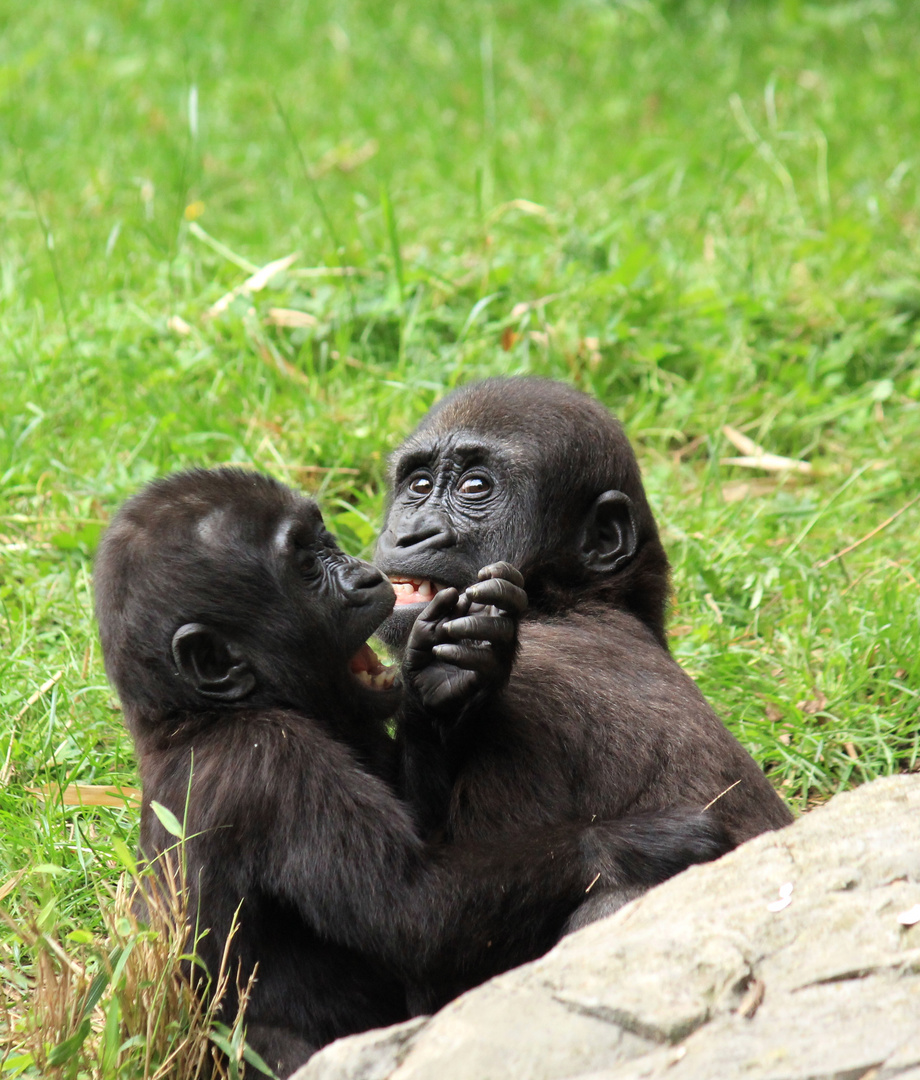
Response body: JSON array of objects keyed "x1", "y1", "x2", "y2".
[
  {"x1": 387, "y1": 576, "x2": 450, "y2": 606},
  {"x1": 348, "y1": 641, "x2": 398, "y2": 692}
]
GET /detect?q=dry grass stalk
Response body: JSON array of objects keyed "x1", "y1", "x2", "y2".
[
  {"x1": 206, "y1": 253, "x2": 300, "y2": 319},
  {"x1": 265, "y1": 308, "x2": 319, "y2": 329},
  {"x1": 26, "y1": 783, "x2": 141, "y2": 808},
  {"x1": 721, "y1": 424, "x2": 812, "y2": 475},
  {"x1": 720, "y1": 452, "x2": 813, "y2": 475},
  {"x1": 1, "y1": 853, "x2": 259, "y2": 1080},
  {"x1": 815, "y1": 491, "x2": 920, "y2": 569}
]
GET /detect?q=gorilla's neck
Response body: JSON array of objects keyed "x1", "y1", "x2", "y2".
[{"x1": 526, "y1": 544, "x2": 671, "y2": 652}]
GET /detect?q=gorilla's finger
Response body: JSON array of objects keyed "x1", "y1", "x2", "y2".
[
  {"x1": 452, "y1": 591, "x2": 473, "y2": 618},
  {"x1": 442, "y1": 614, "x2": 516, "y2": 645},
  {"x1": 477, "y1": 562, "x2": 525, "y2": 588},
  {"x1": 418, "y1": 587, "x2": 460, "y2": 623},
  {"x1": 406, "y1": 589, "x2": 460, "y2": 656},
  {"x1": 431, "y1": 643, "x2": 500, "y2": 673},
  {"x1": 411, "y1": 588, "x2": 459, "y2": 635},
  {"x1": 464, "y1": 577, "x2": 527, "y2": 615}
]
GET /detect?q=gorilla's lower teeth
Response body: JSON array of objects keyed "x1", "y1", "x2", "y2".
[{"x1": 353, "y1": 667, "x2": 396, "y2": 691}]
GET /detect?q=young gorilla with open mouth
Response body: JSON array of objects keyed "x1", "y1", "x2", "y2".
[
  {"x1": 94, "y1": 467, "x2": 729, "y2": 1078},
  {"x1": 375, "y1": 378, "x2": 794, "y2": 1003}
]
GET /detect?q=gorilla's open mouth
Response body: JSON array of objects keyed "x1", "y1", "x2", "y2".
[
  {"x1": 388, "y1": 577, "x2": 448, "y2": 606},
  {"x1": 349, "y1": 642, "x2": 397, "y2": 691}
]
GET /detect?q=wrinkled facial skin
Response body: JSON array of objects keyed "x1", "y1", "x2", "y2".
[{"x1": 375, "y1": 432, "x2": 533, "y2": 651}]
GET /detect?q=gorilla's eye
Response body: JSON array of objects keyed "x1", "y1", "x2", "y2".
[
  {"x1": 295, "y1": 545, "x2": 324, "y2": 581},
  {"x1": 407, "y1": 475, "x2": 433, "y2": 496},
  {"x1": 458, "y1": 474, "x2": 492, "y2": 498}
]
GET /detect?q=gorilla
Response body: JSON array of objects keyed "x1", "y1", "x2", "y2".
[
  {"x1": 375, "y1": 377, "x2": 793, "y2": 960},
  {"x1": 94, "y1": 466, "x2": 730, "y2": 1076}
]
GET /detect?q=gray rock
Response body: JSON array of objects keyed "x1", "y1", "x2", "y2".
[
  {"x1": 292, "y1": 1019, "x2": 428, "y2": 1080},
  {"x1": 292, "y1": 775, "x2": 920, "y2": 1080}
]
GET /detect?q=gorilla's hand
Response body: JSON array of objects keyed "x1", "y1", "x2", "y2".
[{"x1": 403, "y1": 562, "x2": 527, "y2": 733}]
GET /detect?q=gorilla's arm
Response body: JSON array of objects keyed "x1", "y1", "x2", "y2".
[
  {"x1": 153, "y1": 709, "x2": 728, "y2": 999},
  {"x1": 397, "y1": 563, "x2": 526, "y2": 832}
]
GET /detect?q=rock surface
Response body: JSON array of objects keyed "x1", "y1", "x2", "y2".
[{"x1": 292, "y1": 775, "x2": 920, "y2": 1080}]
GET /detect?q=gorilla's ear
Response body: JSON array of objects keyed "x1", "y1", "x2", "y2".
[
  {"x1": 171, "y1": 623, "x2": 256, "y2": 701},
  {"x1": 579, "y1": 490, "x2": 638, "y2": 574}
]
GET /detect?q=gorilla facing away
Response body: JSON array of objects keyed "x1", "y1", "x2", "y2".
[
  {"x1": 376, "y1": 377, "x2": 794, "y2": 949},
  {"x1": 95, "y1": 467, "x2": 730, "y2": 1077}
]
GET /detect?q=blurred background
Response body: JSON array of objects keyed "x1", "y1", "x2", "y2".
[{"x1": 1, "y1": 0, "x2": 918, "y2": 931}]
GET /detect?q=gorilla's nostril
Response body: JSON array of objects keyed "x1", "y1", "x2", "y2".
[{"x1": 353, "y1": 565, "x2": 385, "y2": 589}]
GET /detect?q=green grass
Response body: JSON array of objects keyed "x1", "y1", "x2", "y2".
[{"x1": 2, "y1": 0, "x2": 919, "y2": 1071}]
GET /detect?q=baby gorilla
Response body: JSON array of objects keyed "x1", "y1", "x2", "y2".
[
  {"x1": 95, "y1": 468, "x2": 729, "y2": 1077},
  {"x1": 376, "y1": 378, "x2": 794, "y2": 956}
]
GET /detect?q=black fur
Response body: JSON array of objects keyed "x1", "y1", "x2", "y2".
[
  {"x1": 376, "y1": 378, "x2": 794, "y2": 947},
  {"x1": 95, "y1": 467, "x2": 728, "y2": 1077}
]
